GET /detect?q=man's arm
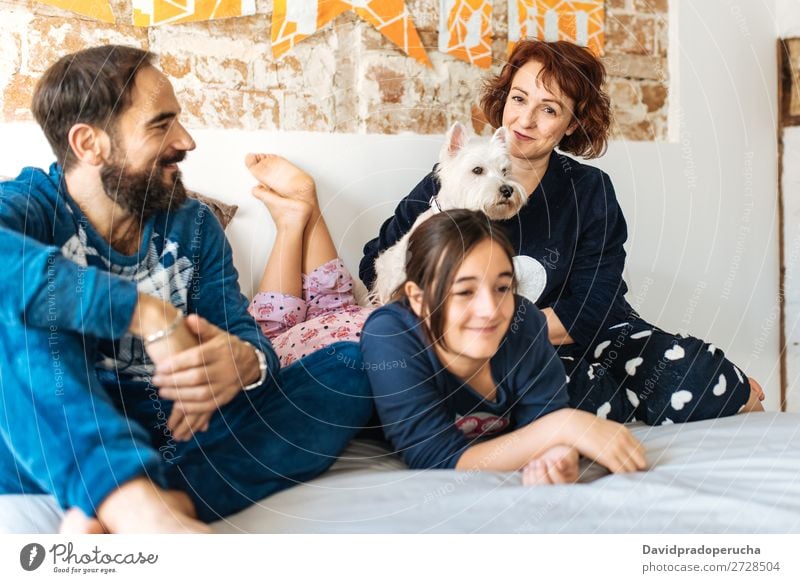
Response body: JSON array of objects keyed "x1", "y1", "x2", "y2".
[
  {"x1": 190, "y1": 204, "x2": 278, "y2": 386},
  {"x1": 150, "y1": 204, "x2": 279, "y2": 421},
  {"x1": 0, "y1": 174, "x2": 140, "y2": 339}
]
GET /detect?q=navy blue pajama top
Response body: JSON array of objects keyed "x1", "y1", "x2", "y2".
[{"x1": 359, "y1": 297, "x2": 569, "y2": 470}]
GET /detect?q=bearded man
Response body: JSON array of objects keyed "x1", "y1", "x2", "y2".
[{"x1": 0, "y1": 45, "x2": 371, "y2": 533}]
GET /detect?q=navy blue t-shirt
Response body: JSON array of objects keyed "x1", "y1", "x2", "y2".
[
  {"x1": 359, "y1": 151, "x2": 638, "y2": 348},
  {"x1": 359, "y1": 296, "x2": 569, "y2": 470}
]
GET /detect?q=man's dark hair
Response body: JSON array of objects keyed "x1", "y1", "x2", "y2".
[{"x1": 31, "y1": 45, "x2": 155, "y2": 170}]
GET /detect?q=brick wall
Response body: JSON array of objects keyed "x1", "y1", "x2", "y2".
[{"x1": 0, "y1": 0, "x2": 669, "y2": 140}]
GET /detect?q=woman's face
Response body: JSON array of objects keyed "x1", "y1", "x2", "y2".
[
  {"x1": 439, "y1": 239, "x2": 515, "y2": 363},
  {"x1": 501, "y1": 59, "x2": 577, "y2": 164}
]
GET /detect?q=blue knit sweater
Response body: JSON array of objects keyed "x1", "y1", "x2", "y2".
[{"x1": 0, "y1": 163, "x2": 278, "y2": 419}]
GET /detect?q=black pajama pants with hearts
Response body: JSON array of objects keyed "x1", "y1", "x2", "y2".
[{"x1": 557, "y1": 317, "x2": 751, "y2": 426}]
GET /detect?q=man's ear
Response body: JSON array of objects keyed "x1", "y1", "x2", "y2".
[
  {"x1": 67, "y1": 124, "x2": 111, "y2": 166},
  {"x1": 404, "y1": 281, "x2": 424, "y2": 317}
]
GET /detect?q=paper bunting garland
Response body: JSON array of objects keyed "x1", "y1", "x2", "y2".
[
  {"x1": 439, "y1": 0, "x2": 493, "y2": 69},
  {"x1": 36, "y1": 0, "x2": 115, "y2": 23},
  {"x1": 272, "y1": 0, "x2": 430, "y2": 67},
  {"x1": 33, "y1": 0, "x2": 606, "y2": 66},
  {"x1": 508, "y1": 0, "x2": 604, "y2": 55},
  {"x1": 132, "y1": 0, "x2": 256, "y2": 27}
]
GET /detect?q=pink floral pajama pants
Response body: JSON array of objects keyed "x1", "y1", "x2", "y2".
[{"x1": 248, "y1": 259, "x2": 373, "y2": 367}]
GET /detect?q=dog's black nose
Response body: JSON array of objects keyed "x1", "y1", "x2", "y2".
[{"x1": 499, "y1": 184, "x2": 513, "y2": 199}]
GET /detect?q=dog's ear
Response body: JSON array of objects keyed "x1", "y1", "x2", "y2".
[
  {"x1": 491, "y1": 126, "x2": 508, "y2": 146},
  {"x1": 441, "y1": 122, "x2": 470, "y2": 160}
]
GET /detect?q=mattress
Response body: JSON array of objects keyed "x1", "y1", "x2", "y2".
[{"x1": 3, "y1": 412, "x2": 799, "y2": 533}]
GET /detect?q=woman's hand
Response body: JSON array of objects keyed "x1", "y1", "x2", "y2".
[
  {"x1": 522, "y1": 445, "x2": 579, "y2": 485},
  {"x1": 540, "y1": 307, "x2": 574, "y2": 346}
]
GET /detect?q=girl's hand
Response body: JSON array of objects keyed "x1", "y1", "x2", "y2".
[
  {"x1": 566, "y1": 410, "x2": 647, "y2": 473},
  {"x1": 522, "y1": 445, "x2": 579, "y2": 485}
]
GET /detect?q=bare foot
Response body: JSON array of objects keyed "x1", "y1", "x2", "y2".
[
  {"x1": 748, "y1": 377, "x2": 765, "y2": 402},
  {"x1": 245, "y1": 153, "x2": 317, "y2": 205},
  {"x1": 97, "y1": 478, "x2": 211, "y2": 534},
  {"x1": 739, "y1": 385, "x2": 764, "y2": 413},
  {"x1": 252, "y1": 184, "x2": 312, "y2": 231},
  {"x1": 522, "y1": 445, "x2": 580, "y2": 486},
  {"x1": 60, "y1": 508, "x2": 106, "y2": 534}
]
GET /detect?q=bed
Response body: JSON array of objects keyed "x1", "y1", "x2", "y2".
[{"x1": 3, "y1": 412, "x2": 799, "y2": 533}]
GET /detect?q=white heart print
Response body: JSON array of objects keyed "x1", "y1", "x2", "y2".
[
  {"x1": 594, "y1": 340, "x2": 611, "y2": 359},
  {"x1": 671, "y1": 390, "x2": 693, "y2": 410},
  {"x1": 664, "y1": 345, "x2": 685, "y2": 361},
  {"x1": 712, "y1": 374, "x2": 727, "y2": 396},
  {"x1": 625, "y1": 357, "x2": 644, "y2": 376},
  {"x1": 512, "y1": 255, "x2": 547, "y2": 304}
]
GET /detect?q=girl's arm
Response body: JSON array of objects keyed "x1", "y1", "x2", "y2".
[
  {"x1": 459, "y1": 301, "x2": 644, "y2": 473},
  {"x1": 361, "y1": 307, "x2": 490, "y2": 470},
  {"x1": 361, "y1": 301, "x2": 646, "y2": 473},
  {"x1": 456, "y1": 407, "x2": 646, "y2": 473}
]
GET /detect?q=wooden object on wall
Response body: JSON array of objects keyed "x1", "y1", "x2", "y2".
[{"x1": 780, "y1": 38, "x2": 800, "y2": 127}]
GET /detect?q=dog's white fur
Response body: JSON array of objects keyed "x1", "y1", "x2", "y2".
[{"x1": 369, "y1": 122, "x2": 527, "y2": 304}]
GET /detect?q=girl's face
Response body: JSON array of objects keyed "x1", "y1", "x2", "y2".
[
  {"x1": 439, "y1": 239, "x2": 515, "y2": 363},
  {"x1": 502, "y1": 59, "x2": 577, "y2": 164}
]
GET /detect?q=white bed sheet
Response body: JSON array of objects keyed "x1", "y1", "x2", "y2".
[{"x1": 3, "y1": 412, "x2": 799, "y2": 533}]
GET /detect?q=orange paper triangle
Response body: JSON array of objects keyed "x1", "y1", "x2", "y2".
[
  {"x1": 36, "y1": 0, "x2": 115, "y2": 23},
  {"x1": 440, "y1": 0, "x2": 493, "y2": 69},
  {"x1": 508, "y1": 0, "x2": 605, "y2": 56},
  {"x1": 273, "y1": 0, "x2": 430, "y2": 67},
  {"x1": 132, "y1": 0, "x2": 255, "y2": 27}
]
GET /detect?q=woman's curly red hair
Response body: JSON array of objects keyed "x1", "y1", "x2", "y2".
[{"x1": 480, "y1": 39, "x2": 611, "y2": 159}]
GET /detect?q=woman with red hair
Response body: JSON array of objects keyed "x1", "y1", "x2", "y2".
[{"x1": 360, "y1": 39, "x2": 764, "y2": 425}]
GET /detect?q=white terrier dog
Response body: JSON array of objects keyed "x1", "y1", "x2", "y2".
[{"x1": 370, "y1": 122, "x2": 527, "y2": 304}]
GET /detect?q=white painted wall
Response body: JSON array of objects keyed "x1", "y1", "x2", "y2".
[
  {"x1": 782, "y1": 128, "x2": 800, "y2": 411},
  {"x1": 777, "y1": 0, "x2": 800, "y2": 37},
  {"x1": 781, "y1": 0, "x2": 800, "y2": 411},
  {"x1": 605, "y1": 1, "x2": 780, "y2": 409},
  {"x1": 0, "y1": 0, "x2": 783, "y2": 409},
  {"x1": 778, "y1": 0, "x2": 800, "y2": 414}
]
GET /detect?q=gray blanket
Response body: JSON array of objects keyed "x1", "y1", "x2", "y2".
[{"x1": 2, "y1": 412, "x2": 799, "y2": 533}]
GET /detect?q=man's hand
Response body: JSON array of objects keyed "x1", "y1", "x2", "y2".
[
  {"x1": 151, "y1": 315, "x2": 261, "y2": 439},
  {"x1": 168, "y1": 411, "x2": 212, "y2": 443}
]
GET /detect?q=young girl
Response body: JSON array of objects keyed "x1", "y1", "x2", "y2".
[
  {"x1": 244, "y1": 154, "x2": 373, "y2": 366},
  {"x1": 359, "y1": 209, "x2": 646, "y2": 484}
]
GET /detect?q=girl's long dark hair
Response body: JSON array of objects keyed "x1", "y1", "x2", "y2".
[{"x1": 397, "y1": 209, "x2": 516, "y2": 351}]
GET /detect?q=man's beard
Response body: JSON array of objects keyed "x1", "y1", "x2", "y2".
[{"x1": 100, "y1": 151, "x2": 188, "y2": 220}]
